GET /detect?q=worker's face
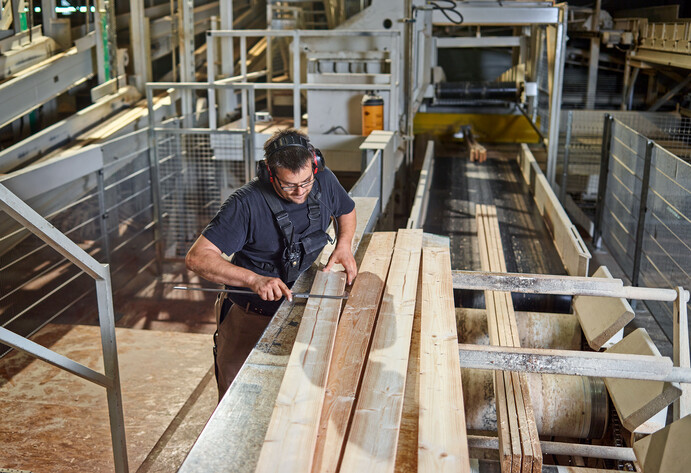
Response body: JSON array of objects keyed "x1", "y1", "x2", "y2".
[{"x1": 272, "y1": 164, "x2": 315, "y2": 204}]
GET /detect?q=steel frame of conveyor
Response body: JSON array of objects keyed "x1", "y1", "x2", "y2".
[
  {"x1": 0, "y1": 183, "x2": 128, "y2": 473},
  {"x1": 454, "y1": 270, "x2": 691, "y2": 416}
]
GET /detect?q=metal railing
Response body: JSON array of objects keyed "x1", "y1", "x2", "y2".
[
  {"x1": 205, "y1": 28, "x2": 401, "y2": 132},
  {"x1": 0, "y1": 129, "x2": 155, "y2": 356},
  {"x1": 557, "y1": 110, "x2": 689, "y2": 205},
  {"x1": 145, "y1": 82, "x2": 257, "y2": 259},
  {"x1": 594, "y1": 114, "x2": 691, "y2": 341},
  {"x1": 0, "y1": 183, "x2": 128, "y2": 472}
]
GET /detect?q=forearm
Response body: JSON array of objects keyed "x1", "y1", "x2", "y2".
[
  {"x1": 335, "y1": 208, "x2": 356, "y2": 250},
  {"x1": 186, "y1": 251, "x2": 258, "y2": 288}
]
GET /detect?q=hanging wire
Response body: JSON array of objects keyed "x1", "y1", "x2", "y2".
[{"x1": 427, "y1": 0, "x2": 463, "y2": 25}]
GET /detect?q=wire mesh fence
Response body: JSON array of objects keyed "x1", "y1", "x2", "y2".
[
  {"x1": 595, "y1": 116, "x2": 691, "y2": 340},
  {"x1": 0, "y1": 134, "x2": 155, "y2": 357},
  {"x1": 155, "y1": 128, "x2": 249, "y2": 258},
  {"x1": 557, "y1": 110, "x2": 690, "y2": 209}
]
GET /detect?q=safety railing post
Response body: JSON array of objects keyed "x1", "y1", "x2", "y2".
[
  {"x1": 559, "y1": 109, "x2": 573, "y2": 203},
  {"x1": 96, "y1": 273, "x2": 128, "y2": 473},
  {"x1": 593, "y1": 113, "x2": 613, "y2": 248},
  {"x1": 631, "y1": 140, "x2": 654, "y2": 287}
]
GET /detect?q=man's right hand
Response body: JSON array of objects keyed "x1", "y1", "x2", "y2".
[{"x1": 249, "y1": 275, "x2": 293, "y2": 302}]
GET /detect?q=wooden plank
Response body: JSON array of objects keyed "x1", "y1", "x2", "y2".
[
  {"x1": 393, "y1": 261, "x2": 423, "y2": 473},
  {"x1": 312, "y1": 232, "x2": 396, "y2": 473},
  {"x1": 633, "y1": 414, "x2": 691, "y2": 473},
  {"x1": 605, "y1": 328, "x2": 682, "y2": 432},
  {"x1": 255, "y1": 271, "x2": 347, "y2": 473},
  {"x1": 340, "y1": 229, "x2": 422, "y2": 473},
  {"x1": 180, "y1": 197, "x2": 376, "y2": 473},
  {"x1": 476, "y1": 206, "x2": 513, "y2": 473},
  {"x1": 477, "y1": 205, "x2": 542, "y2": 473},
  {"x1": 673, "y1": 287, "x2": 691, "y2": 420},
  {"x1": 418, "y1": 247, "x2": 471, "y2": 472},
  {"x1": 516, "y1": 144, "x2": 590, "y2": 277},
  {"x1": 573, "y1": 266, "x2": 635, "y2": 351},
  {"x1": 477, "y1": 205, "x2": 520, "y2": 473},
  {"x1": 318, "y1": 196, "x2": 379, "y2": 268}
]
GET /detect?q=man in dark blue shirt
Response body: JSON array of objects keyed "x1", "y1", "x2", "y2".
[{"x1": 186, "y1": 129, "x2": 357, "y2": 396}]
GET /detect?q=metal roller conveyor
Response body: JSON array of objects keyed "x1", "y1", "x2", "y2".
[{"x1": 435, "y1": 81, "x2": 520, "y2": 103}]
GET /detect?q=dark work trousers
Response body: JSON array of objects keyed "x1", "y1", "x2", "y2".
[{"x1": 213, "y1": 293, "x2": 271, "y2": 401}]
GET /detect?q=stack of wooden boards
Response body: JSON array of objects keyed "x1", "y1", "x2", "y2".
[
  {"x1": 255, "y1": 229, "x2": 471, "y2": 472},
  {"x1": 461, "y1": 125, "x2": 487, "y2": 163},
  {"x1": 476, "y1": 205, "x2": 542, "y2": 473}
]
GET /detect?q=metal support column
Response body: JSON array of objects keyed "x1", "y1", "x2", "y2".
[
  {"x1": 585, "y1": 0, "x2": 601, "y2": 109},
  {"x1": 94, "y1": 0, "x2": 108, "y2": 83},
  {"x1": 96, "y1": 169, "x2": 111, "y2": 265},
  {"x1": 130, "y1": 0, "x2": 151, "y2": 93},
  {"x1": 593, "y1": 113, "x2": 613, "y2": 248},
  {"x1": 218, "y1": 0, "x2": 236, "y2": 122},
  {"x1": 631, "y1": 140, "x2": 653, "y2": 287},
  {"x1": 292, "y1": 30, "x2": 300, "y2": 127},
  {"x1": 621, "y1": 57, "x2": 631, "y2": 110},
  {"x1": 178, "y1": 0, "x2": 195, "y2": 127},
  {"x1": 40, "y1": 0, "x2": 56, "y2": 39},
  {"x1": 207, "y1": 30, "x2": 217, "y2": 129},
  {"x1": 145, "y1": 85, "x2": 165, "y2": 272},
  {"x1": 11, "y1": 0, "x2": 22, "y2": 34},
  {"x1": 546, "y1": 5, "x2": 567, "y2": 186},
  {"x1": 559, "y1": 109, "x2": 573, "y2": 203},
  {"x1": 96, "y1": 274, "x2": 128, "y2": 473}
]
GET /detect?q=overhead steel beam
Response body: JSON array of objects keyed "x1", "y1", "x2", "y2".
[
  {"x1": 0, "y1": 145, "x2": 104, "y2": 201},
  {"x1": 432, "y1": 4, "x2": 560, "y2": 26},
  {"x1": 435, "y1": 36, "x2": 521, "y2": 48},
  {"x1": 0, "y1": 46, "x2": 94, "y2": 129},
  {"x1": 632, "y1": 48, "x2": 691, "y2": 70},
  {"x1": 0, "y1": 86, "x2": 139, "y2": 173}
]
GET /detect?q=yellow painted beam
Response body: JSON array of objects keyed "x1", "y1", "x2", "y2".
[{"x1": 413, "y1": 113, "x2": 541, "y2": 143}]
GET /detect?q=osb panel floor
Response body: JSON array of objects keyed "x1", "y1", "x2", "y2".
[{"x1": 0, "y1": 324, "x2": 215, "y2": 472}]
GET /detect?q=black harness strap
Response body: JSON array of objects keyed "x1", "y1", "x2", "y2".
[{"x1": 257, "y1": 181, "x2": 327, "y2": 282}]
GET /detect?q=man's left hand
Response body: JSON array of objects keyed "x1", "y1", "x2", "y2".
[{"x1": 323, "y1": 245, "x2": 357, "y2": 285}]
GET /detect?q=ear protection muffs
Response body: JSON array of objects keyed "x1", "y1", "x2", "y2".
[{"x1": 257, "y1": 134, "x2": 325, "y2": 184}]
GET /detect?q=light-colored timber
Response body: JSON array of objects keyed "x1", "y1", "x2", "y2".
[
  {"x1": 312, "y1": 232, "x2": 396, "y2": 473},
  {"x1": 476, "y1": 204, "x2": 541, "y2": 473},
  {"x1": 255, "y1": 271, "x2": 347, "y2": 473},
  {"x1": 605, "y1": 328, "x2": 682, "y2": 432},
  {"x1": 476, "y1": 205, "x2": 514, "y2": 472},
  {"x1": 340, "y1": 229, "x2": 423, "y2": 473},
  {"x1": 573, "y1": 265, "x2": 634, "y2": 350},
  {"x1": 418, "y1": 247, "x2": 471, "y2": 473},
  {"x1": 517, "y1": 144, "x2": 590, "y2": 277},
  {"x1": 633, "y1": 414, "x2": 691, "y2": 473},
  {"x1": 318, "y1": 197, "x2": 378, "y2": 269}
]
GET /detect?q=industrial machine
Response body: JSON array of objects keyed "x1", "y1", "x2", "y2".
[{"x1": 0, "y1": 1, "x2": 689, "y2": 472}]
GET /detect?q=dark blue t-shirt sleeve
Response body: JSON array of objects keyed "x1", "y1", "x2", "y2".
[
  {"x1": 201, "y1": 192, "x2": 249, "y2": 256},
  {"x1": 322, "y1": 168, "x2": 355, "y2": 217}
]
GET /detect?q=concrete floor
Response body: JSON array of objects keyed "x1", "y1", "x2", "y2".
[{"x1": 0, "y1": 264, "x2": 220, "y2": 472}]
